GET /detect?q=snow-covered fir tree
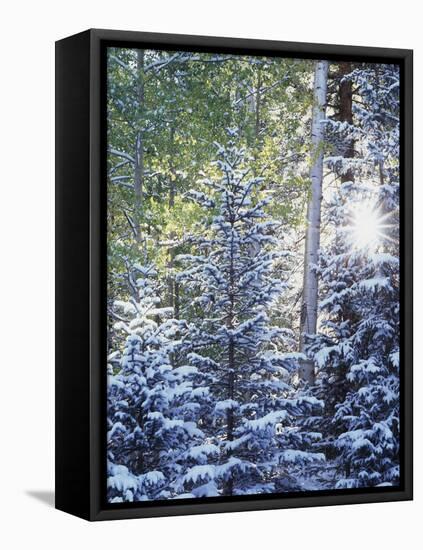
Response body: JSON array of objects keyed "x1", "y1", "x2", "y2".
[
  {"x1": 104, "y1": 56, "x2": 403, "y2": 501},
  {"x1": 308, "y1": 64, "x2": 400, "y2": 488},
  {"x1": 107, "y1": 264, "x2": 211, "y2": 502},
  {"x1": 177, "y1": 131, "x2": 324, "y2": 497}
]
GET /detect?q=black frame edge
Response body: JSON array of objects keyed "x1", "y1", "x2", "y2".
[
  {"x1": 55, "y1": 30, "x2": 92, "y2": 520},
  {"x1": 56, "y1": 28, "x2": 413, "y2": 521},
  {"x1": 88, "y1": 28, "x2": 412, "y2": 60},
  {"x1": 401, "y1": 48, "x2": 413, "y2": 501}
]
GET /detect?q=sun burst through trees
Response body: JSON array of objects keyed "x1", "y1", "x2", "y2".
[{"x1": 347, "y1": 200, "x2": 394, "y2": 251}]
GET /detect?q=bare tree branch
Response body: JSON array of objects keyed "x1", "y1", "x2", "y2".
[{"x1": 108, "y1": 148, "x2": 136, "y2": 163}]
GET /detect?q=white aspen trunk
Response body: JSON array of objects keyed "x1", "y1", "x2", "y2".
[
  {"x1": 134, "y1": 49, "x2": 145, "y2": 248},
  {"x1": 255, "y1": 67, "x2": 262, "y2": 141},
  {"x1": 299, "y1": 60, "x2": 329, "y2": 384}
]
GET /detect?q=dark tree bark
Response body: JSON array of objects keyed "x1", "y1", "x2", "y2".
[
  {"x1": 167, "y1": 126, "x2": 180, "y2": 317},
  {"x1": 338, "y1": 61, "x2": 355, "y2": 184},
  {"x1": 224, "y1": 233, "x2": 236, "y2": 497}
]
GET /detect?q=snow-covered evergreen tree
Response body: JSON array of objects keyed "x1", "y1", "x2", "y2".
[
  {"x1": 177, "y1": 132, "x2": 324, "y2": 496},
  {"x1": 107, "y1": 265, "x2": 210, "y2": 502},
  {"x1": 308, "y1": 64, "x2": 400, "y2": 488}
]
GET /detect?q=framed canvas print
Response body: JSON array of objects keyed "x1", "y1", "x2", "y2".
[{"x1": 55, "y1": 29, "x2": 413, "y2": 521}]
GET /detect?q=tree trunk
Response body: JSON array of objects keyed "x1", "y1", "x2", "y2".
[
  {"x1": 299, "y1": 60, "x2": 328, "y2": 384},
  {"x1": 255, "y1": 67, "x2": 262, "y2": 141},
  {"x1": 167, "y1": 126, "x2": 179, "y2": 316},
  {"x1": 224, "y1": 233, "x2": 236, "y2": 497},
  {"x1": 134, "y1": 50, "x2": 145, "y2": 248},
  {"x1": 338, "y1": 62, "x2": 354, "y2": 184},
  {"x1": 225, "y1": 340, "x2": 235, "y2": 496}
]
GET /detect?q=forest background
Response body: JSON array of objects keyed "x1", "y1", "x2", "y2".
[{"x1": 106, "y1": 47, "x2": 400, "y2": 502}]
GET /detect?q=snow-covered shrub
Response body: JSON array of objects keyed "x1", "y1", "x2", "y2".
[
  {"x1": 107, "y1": 265, "x2": 209, "y2": 501},
  {"x1": 178, "y1": 132, "x2": 324, "y2": 495}
]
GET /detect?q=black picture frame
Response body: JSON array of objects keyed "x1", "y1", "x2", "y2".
[{"x1": 55, "y1": 28, "x2": 413, "y2": 521}]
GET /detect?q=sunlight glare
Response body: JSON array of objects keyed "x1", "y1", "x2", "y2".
[{"x1": 348, "y1": 201, "x2": 390, "y2": 251}]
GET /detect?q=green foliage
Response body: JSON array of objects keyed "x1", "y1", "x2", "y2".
[{"x1": 107, "y1": 47, "x2": 315, "y2": 316}]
